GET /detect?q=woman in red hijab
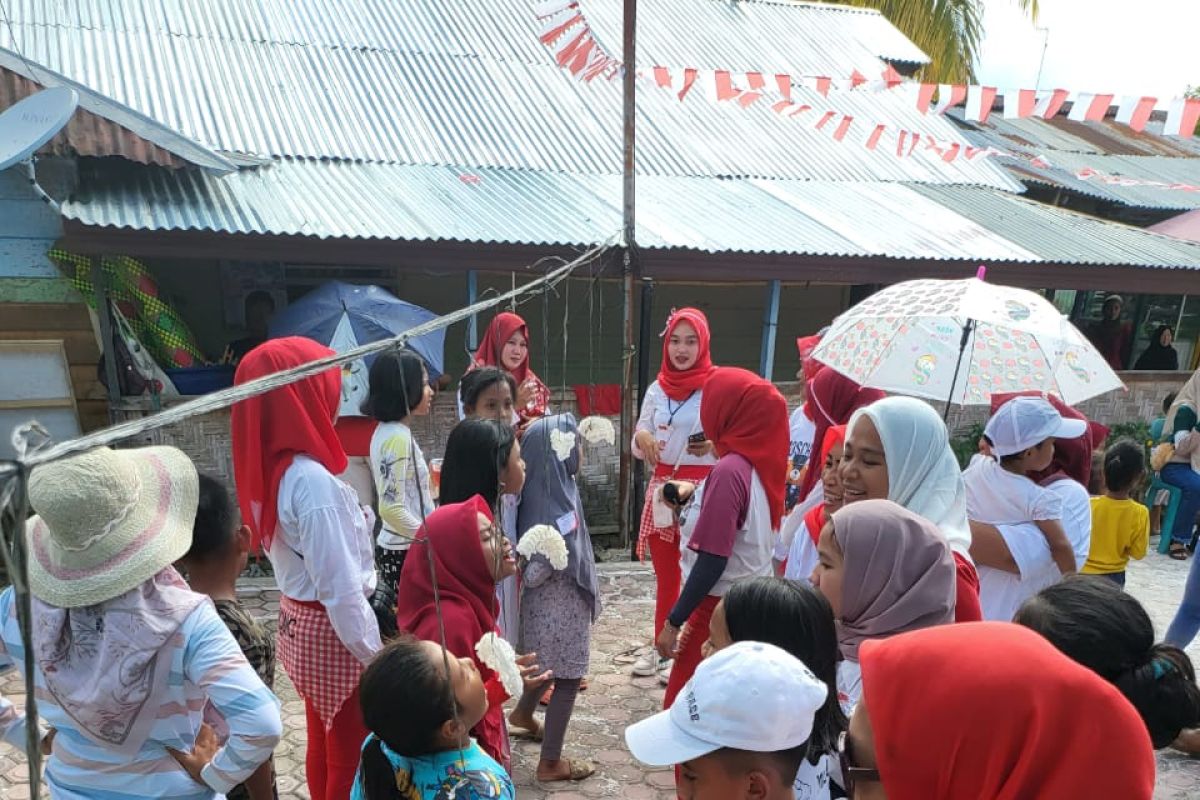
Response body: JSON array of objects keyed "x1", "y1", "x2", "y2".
[
  {"x1": 396, "y1": 496, "x2": 546, "y2": 771},
  {"x1": 630, "y1": 308, "x2": 718, "y2": 682},
  {"x1": 797, "y1": 369, "x2": 885, "y2": 504},
  {"x1": 468, "y1": 312, "x2": 550, "y2": 428},
  {"x1": 231, "y1": 337, "x2": 379, "y2": 800},
  {"x1": 655, "y1": 368, "x2": 788, "y2": 713},
  {"x1": 846, "y1": 622, "x2": 1154, "y2": 799}
]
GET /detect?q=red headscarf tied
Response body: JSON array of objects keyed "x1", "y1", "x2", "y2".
[
  {"x1": 990, "y1": 392, "x2": 1109, "y2": 487},
  {"x1": 471, "y1": 311, "x2": 548, "y2": 422},
  {"x1": 700, "y1": 367, "x2": 789, "y2": 530},
  {"x1": 796, "y1": 334, "x2": 825, "y2": 384},
  {"x1": 657, "y1": 307, "x2": 716, "y2": 402},
  {"x1": 799, "y1": 370, "x2": 886, "y2": 499},
  {"x1": 231, "y1": 337, "x2": 347, "y2": 552},
  {"x1": 861, "y1": 622, "x2": 1155, "y2": 800},
  {"x1": 804, "y1": 424, "x2": 847, "y2": 544}
]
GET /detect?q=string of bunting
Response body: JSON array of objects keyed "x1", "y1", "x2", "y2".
[{"x1": 536, "y1": 1, "x2": 1200, "y2": 140}]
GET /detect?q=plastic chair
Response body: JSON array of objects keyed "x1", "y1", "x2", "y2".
[
  {"x1": 1148, "y1": 476, "x2": 1184, "y2": 554},
  {"x1": 1150, "y1": 417, "x2": 1166, "y2": 443}
]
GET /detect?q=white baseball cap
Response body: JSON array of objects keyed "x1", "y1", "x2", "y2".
[
  {"x1": 985, "y1": 395, "x2": 1087, "y2": 458},
  {"x1": 625, "y1": 641, "x2": 828, "y2": 766}
]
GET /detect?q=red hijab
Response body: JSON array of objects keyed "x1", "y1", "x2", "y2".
[
  {"x1": 799, "y1": 370, "x2": 885, "y2": 499},
  {"x1": 861, "y1": 622, "x2": 1155, "y2": 800},
  {"x1": 700, "y1": 367, "x2": 789, "y2": 529},
  {"x1": 471, "y1": 311, "x2": 548, "y2": 421},
  {"x1": 395, "y1": 496, "x2": 509, "y2": 765},
  {"x1": 657, "y1": 308, "x2": 716, "y2": 401},
  {"x1": 231, "y1": 337, "x2": 347, "y2": 552},
  {"x1": 796, "y1": 334, "x2": 825, "y2": 384},
  {"x1": 990, "y1": 392, "x2": 1109, "y2": 487},
  {"x1": 804, "y1": 424, "x2": 847, "y2": 544}
]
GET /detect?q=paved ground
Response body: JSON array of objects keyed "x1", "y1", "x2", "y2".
[{"x1": 1, "y1": 554, "x2": 1198, "y2": 799}]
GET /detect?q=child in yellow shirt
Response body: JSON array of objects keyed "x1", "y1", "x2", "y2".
[{"x1": 1084, "y1": 440, "x2": 1150, "y2": 588}]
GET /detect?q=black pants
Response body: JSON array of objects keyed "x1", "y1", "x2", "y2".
[{"x1": 375, "y1": 547, "x2": 408, "y2": 595}]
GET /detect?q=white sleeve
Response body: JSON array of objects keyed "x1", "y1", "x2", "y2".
[
  {"x1": 632, "y1": 383, "x2": 661, "y2": 458},
  {"x1": 996, "y1": 481, "x2": 1091, "y2": 578},
  {"x1": 1028, "y1": 485, "x2": 1063, "y2": 522},
  {"x1": 291, "y1": 486, "x2": 383, "y2": 663}
]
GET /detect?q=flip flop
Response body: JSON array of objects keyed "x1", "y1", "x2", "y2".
[
  {"x1": 538, "y1": 759, "x2": 596, "y2": 782},
  {"x1": 1169, "y1": 542, "x2": 1190, "y2": 561},
  {"x1": 509, "y1": 720, "x2": 544, "y2": 742}
]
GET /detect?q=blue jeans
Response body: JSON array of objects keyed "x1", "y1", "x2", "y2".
[
  {"x1": 1160, "y1": 463, "x2": 1200, "y2": 545},
  {"x1": 1168, "y1": 547, "x2": 1200, "y2": 648}
]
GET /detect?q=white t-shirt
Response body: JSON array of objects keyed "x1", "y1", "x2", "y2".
[
  {"x1": 793, "y1": 753, "x2": 833, "y2": 800},
  {"x1": 964, "y1": 455, "x2": 1062, "y2": 525},
  {"x1": 787, "y1": 407, "x2": 817, "y2": 508},
  {"x1": 784, "y1": 529, "x2": 821, "y2": 583},
  {"x1": 977, "y1": 478, "x2": 1092, "y2": 622},
  {"x1": 271, "y1": 456, "x2": 381, "y2": 664},
  {"x1": 633, "y1": 381, "x2": 716, "y2": 471},
  {"x1": 369, "y1": 421, "x2": 433, "y2": 550},
  {"x1": 836, "y1": 660, "x2": 863, "y2": 716},
  {"x1": 678, "y1": 468, "x2": 775, "y2": 597}
]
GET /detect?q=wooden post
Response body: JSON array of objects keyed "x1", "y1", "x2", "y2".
[
  {"x1": 630, "y1": 277, "x2": 654, "y2": 559},
  {"x1": 617, "y1": 0, "x2": 638, "y2": 547},
  {"x1": 759, "y1": 279, "x2": 781, "y2": 379},
  {"x1": 90, "y1": 256, "x2": 122, "y2": 423}
]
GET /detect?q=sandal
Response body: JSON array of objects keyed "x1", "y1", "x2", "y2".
[
  {"x1": 509, "y1": 718, "x2": 544, "y2": 742},
  {"x1": 1169, "y1": 542, "x2": 1190, "y2": 561},
  {"x1": 537, "y1": 758, "x2": 595, "y2": 782}
]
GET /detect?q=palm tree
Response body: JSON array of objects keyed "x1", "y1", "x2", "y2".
[{"x1": 827, "y1": 0, "x2": 1039, "y2": 84}]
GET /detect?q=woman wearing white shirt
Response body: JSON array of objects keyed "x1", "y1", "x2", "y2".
[
  {"x1": 631, "y1": 308, "x2": 718, "y2": 680},
  {"x1": 232, "y1": 337, "x2": 382, "y2": 800}
]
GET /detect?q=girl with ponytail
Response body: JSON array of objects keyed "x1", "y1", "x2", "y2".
[{"x1": 1016, "y1": 575, "x2": 1200, "y2": 749}]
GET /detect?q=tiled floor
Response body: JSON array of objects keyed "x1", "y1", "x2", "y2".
[{"x1": 1, "y1": 556, "x2": 1198, "y2": 799}]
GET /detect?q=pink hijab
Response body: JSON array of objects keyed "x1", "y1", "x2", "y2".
[{"x1": 830, "y1": 499, "x2": 956, "y2": 662}]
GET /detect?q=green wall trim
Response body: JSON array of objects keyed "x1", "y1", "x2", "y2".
[{"x1": 0, "y1": 277, "x2": 84, "y2": 304}]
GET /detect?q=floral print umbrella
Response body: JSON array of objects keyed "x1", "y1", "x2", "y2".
[{"x1": 809, "y1": 276, "x2": 1124, "y2": 408}]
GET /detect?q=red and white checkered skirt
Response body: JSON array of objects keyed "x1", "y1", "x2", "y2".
[
  {"x1": 636, "y1": 464, "x2": 714, "y2": 560},
  {"x1": 277, "y1": 595, "x2": 364, "y2": 730}
]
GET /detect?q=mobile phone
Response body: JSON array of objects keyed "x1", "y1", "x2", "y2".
[{"x1": 688, "y1": 431, "x2": 707, "y2": 444}]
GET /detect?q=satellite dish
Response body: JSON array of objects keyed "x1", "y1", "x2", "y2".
[{"x1": 0, "y1": 87, "x2": 78, "y2": 171}]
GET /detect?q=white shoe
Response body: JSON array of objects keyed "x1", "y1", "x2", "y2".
[
  {"x1": 632, "y1": 649, "x2": 669, "y2": 677},
  {"x1": 657, "y1": 660, "x2": 673, "y2": 686}
]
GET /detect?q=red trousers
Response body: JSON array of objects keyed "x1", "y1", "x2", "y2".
[
  {"x1": 304, "y1": 686, "x2": 368, "y2": 800},
  {"x1": 952, "y1": 553, "x2": 983, "y2": 623},
  {"x1": 648, "y1": 533, "x2": 683, "y2": 639},
  {"x1": 663, "y1": 594, "x2": 721, "y2": 710}
]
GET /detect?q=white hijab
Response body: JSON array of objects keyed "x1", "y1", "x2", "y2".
[{"x1": 848, "y1": 397, "x2": 972, "y2": 559}]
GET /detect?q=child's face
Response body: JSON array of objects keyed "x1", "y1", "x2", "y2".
[
  {"x1": 421, "y1": 640, "x2": 489, "y2": 735},
  {"x1": 500, "y1": 439, "x2": 526, "y2": 496},
  {"x1": 812, "y1": 521, "x2": 844, "y2": 619},
  {"x1": 477, "y1": 512, "x2": 517, "y2": 582},
  {"x1": 678, "y1": 752, "x2": 784, "y2": 800},
  {"x1": 1027, "y1": 438, "x2": 1056, "y2": 472},
  {"x1": 413, "y1": 366, "x2": 434, "y2": 417},
  {"x1": 501, "y1": 332, "x2": 528, "y2": 371},
  {"x1": 469, "y1": 382, "x2": 515, "y2": 422},
  {"x1": 822, "y1": 441, "x2": 846, "y2": 513}
]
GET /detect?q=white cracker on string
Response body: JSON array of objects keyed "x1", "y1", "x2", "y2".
[
  {"x1": 578, "y1": 415, "x2": 616, "y2": 446},
  {"x1": 549, "y1": 427, "x2": 576, "y2": 461},
  {"x1": 517, "y1": 524, "x2": 570, "y2": 570},
  {"x1": 475, "y1": 632, "x2": 524, "y2": 699}
]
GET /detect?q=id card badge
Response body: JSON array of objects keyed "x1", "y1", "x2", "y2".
[
  {"x1": 556, "y1": 510, "x2": 578, "y2": 536},
  {"x1": 656, "y1": 422, "x2": 673, "y2": 451}
]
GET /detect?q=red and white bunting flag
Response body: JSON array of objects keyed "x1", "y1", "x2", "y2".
[
  {"x1": 1115, "y1": 96, "x2": 1157, "y2": 132},
  {"x1": 941, "y1": 142, "x2": 961, "y2": 162},
  {"x1": 714, "y1": 71, "x2": 742, "y2": 102},
  {"x1": 866, "y1": 124, "x2": 887, "y2": 150},
  {"x1": 560, "y1": 34, "x2": 596, "y2": 75},
  {"x1": 737, "y1": 90, "x2": 763, "y2": 108},
  {"x1": 896, "y1": 130, "x2": 909, "y2": 157},
  {"x1": 653, "y1": 66, "x2": 673, "y2": 89},
  {"x1": 933, "y1": 84, "x2": 967, "y2": 114},
  {"x1": 965, "y1": 145, "x2": 985, "y2": 160},
  {"x1": 539, "y1": 12, "x2": 584, "y2": 44},
  {"x1": 815, "y1": 110, "x2": 838, "y2": 130},
  {"x1": 775, "y1": 74, "x2": 792, "y2": 102},
  {"x1": 745, "y1": 72, "x2": 767, "y2": 91},
  {"x1": 849, "y1": 70, "x2": 868, "y2": 89},
  {"x1": 1003, "y1": 89, "x2": 1037, "y2": 119},
  {"x1": 1034, "y1": 88, "x2": 1070, "y2": 119},
  {"x1": 908, "y1": 133, "x2": 922, "y2": 156},
  {"x1": 789, "y1": 104, "x2": 813, "y2": 118},
  {"x1": 917, "y1": 83, "x2": 937, "y2": 114},
  {"x1": 815, "y1": 76, "x2": 832, "y2": 97},
  {"x1": 881, "y1": 65, "x2": 903, "y2": 88},
  {"x1": 965, "y1": 86, "x2": 998, "y2": 123},
  {"x1": 833, "y1": 115, "x2": 854, "y2": 141},
  {"x1": 677, "y1": 68, "x2": 699, "y2": 100},
  {"x1": 1164, "y1": 98, "x2": 1200, "y2": 137},
  {"x1": 1067, "y1": 93, "x2": 1114, "y2": 122},
  {"x1": 771, "y1": 100, "x2": 794, "y2": 114},
  {"x1": 925, "y1": 136, "x2": 945, "y2": 156}
]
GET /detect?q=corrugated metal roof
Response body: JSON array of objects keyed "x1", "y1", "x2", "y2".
[
  {"x1": 1020, "y1": 152, "x2": 1200, "y2": 211},
  {"x1": 1, "y1": 1, "x2": 1015, "y2": 188},
  {"x1": 910, "y1": 184, "x2": 1200, "y2": 268},
  {"x1": 948, "y1": 109, "x2": 1200, "y2": 158},
  {"x1": 61, "y1": 158, "x2": 1200, "y2": 269}
]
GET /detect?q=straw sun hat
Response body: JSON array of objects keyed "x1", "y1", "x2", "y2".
[{"x1": 26, "y1": 446, "x2": 199, "y2": 608}]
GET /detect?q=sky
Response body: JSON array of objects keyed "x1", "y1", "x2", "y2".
[{"x1": 977, "y1": 0, "x2": 1199, "y2": 100}]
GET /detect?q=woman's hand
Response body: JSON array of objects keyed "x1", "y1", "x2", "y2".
[
  {"x1": 686, "y1": 438, "x2": 714, "y2": 458},
  {"x1": 656, "y1": 621, "x2": 681, "y2": 660},
  {"x1": 516, "y1": 652, "x2": 553, "y2": 691},
  {"x1": 635, "y1": 430, "x2": 661, "y2": 467},
  {"x1": 167, "y1": 723, "x2": 219, "y2": 786},
  {"x1": 516, "y1": 380, "x2": 536, "y2": 410}
]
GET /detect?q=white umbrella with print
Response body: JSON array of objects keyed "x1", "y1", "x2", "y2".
[{"x1": 808, "y1": 269, "x2": 1124, "y2": 417}]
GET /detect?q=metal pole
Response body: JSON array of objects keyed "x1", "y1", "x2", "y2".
[
  {"x1": 944, "y1": 319, "x2": 975, "y2": 422},
  {"x1": 466, "y1": 270, "x2": 479, "y2": 351},
  {"x1": 617, "y1": 0, "x2": 638, "y2": 548},
  {"x1": 631, "y1": 277, "x2": 654, "y2": 560},
  {"x1": 1034, "y1": 27, "x2": 1050, "y2": 92},
  {"x1": 759, "y1": 280, "x2": 782, "y2": 379},
  {"x1": 91, "y1": 257, "x2": 122, "y2": 423}
]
